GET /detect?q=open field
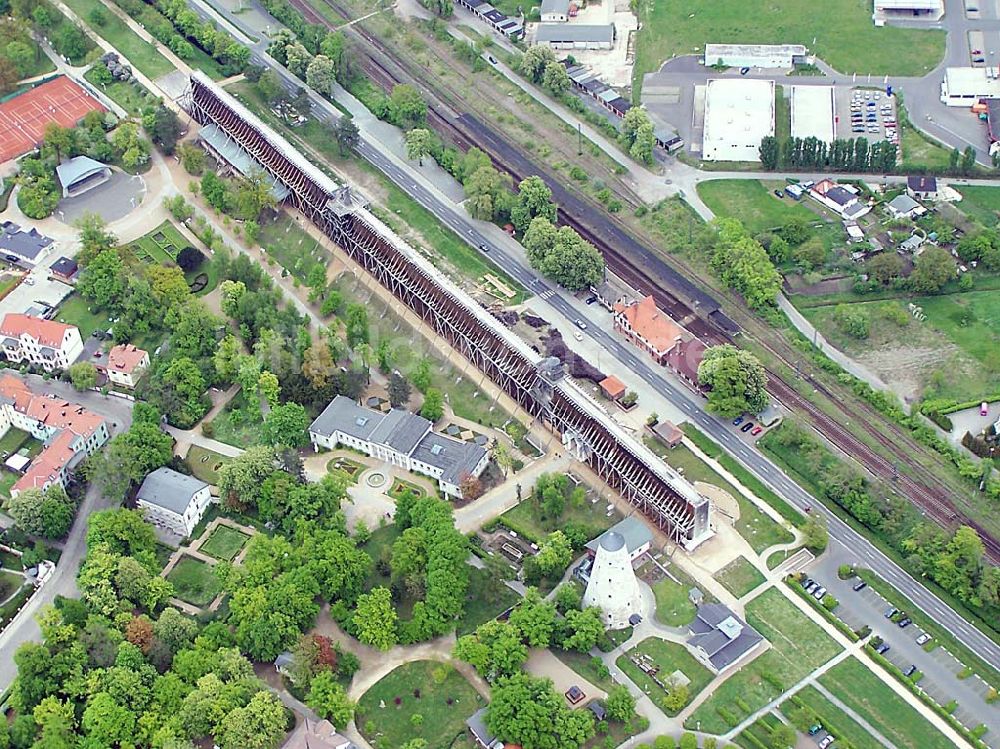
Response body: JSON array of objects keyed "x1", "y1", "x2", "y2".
[
  {"x1": 819, "y1": 657, "x2": 955, "y2": 749},
  {"x1": 956, "y1": 185, "x2": 1000, "y2": 226},
  {"x1": 498, "y1": 489, "x2": 619, "y2": 544},
  {"x1": 696, "y1": 180, "x2": 825, "y2": 235},
  {"x1": 648, "y1": 439, "x2": 794, "y2": 553},
  {"x1": 199, "y1": 526, "x2": 250, "y2": 561},
  {"x1": 355, "y1": 661, "x2": 484, "y2": 749},
  {"x1": 781, "y1": 685, "x2": 883, "y2": 749},
  {"x1": 259, "y1": 212, "x2": 332, "y2": 285},
  {"x1": 63, "y1": 0, "x2": 174, "y2": 79},
  {"x1": 798, "y1": 290, "x2": 1000, "y2": 402},
  {"x1": 632, "y1": 0, "x2": 945, "y2": 95},
  {"x1": 651, "y1": 575, "x2": 697, "y2": 626},
  {"x1": 713, "y1": 556, "x2": 766, "y2": 598},
  {"x1": 686, "y1": 587, "x2": 842, "y2": 734},
  {"x1": 900, "y1": 116, "x2": 953, "y2": 172},
  {"x1": 184, "y1": 445, "x2": 232, "y2": 485},
  {"x1": 616, "y1": 637, "x2": 713, "y2": 716},
  {"x1": 166, "y1": 556, "x2": 221, "y2": 607}
]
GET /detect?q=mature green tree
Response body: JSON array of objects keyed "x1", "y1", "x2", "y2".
[
  {"x1": 84, "y1": 420, "x2": 174, "y2": 500},
  {"x1": 558, "y1": 606, "x2": 604, "y2": 653},
  {"x1": 285, "y1": 41, "x2": 312, "y2": 77},
  {"x1": 262, "y1": 402, "x2": 310, "y2": 448},
  {"x1": 620, "y1": 107, "x2": 656, "y2": 165},
  {"x1": 78, "y1": 249, "x2": 125, "y2": 311},
  {"x1": 305, "y1": 53, "x2": 335, "y2": 94},
  {"x1": 553, "y1": 582, "x2": 582, "y2": 614},
  {"x1": 305, "y1": 671, "x2": 354, "y2": 729},
  {"x1": 110, "y1": 122, "x2": 150, "y2": 169},
  {"x1": 151, "y1": 105, "x2": 183, "y2": 154},
  {"x1": 510, "y1": 176, "x2": 557, "y2": 235},
  {"x1": 217, "y1": 445, "x2": 276, "y2": 510},
  {"x1": 517, "y1": 46, "x2": 556, "y2": 83},
  {"x1": 215, "y1": 691, "x2": 287, "y2": 749},
  {"x1": 909, "y1": 245, "x2": 955, "y2": 293},
  {"x1": 541, "y1": 60, "x2": 570, "y2": 94},
  {"x1": 453, "y1": 620, "x2": 527, "y2": 682},
  {"x1": 161, "y1": 357, "x2": 208, "y2": 427},
  {"x1": 759, "y1": 136, "x2": 779, "y2": 170},
  {"x1": 387, "y1": 371, "x2": 411, "y2": 408},
  {"x1": 833, "y1": 304, "x2": 870, "y2": 339},
  {"x1": 522, "y1": 217, "x2": 604, "y2": 291},
  {"x1": 352, "y1": 586, "x2": 398, "y2": 651},
  {"x1": 76, "y1": 213, "x2": 118, "y2": 264},
  {"x1": 420, "y1": 388, "x2": 444, "y2": 422},
  {"x1": 867, "y1": 252, "x2": 904, "y2": 284},
  {"x1": 463, "y1": 165, "x2": 509, "y2": 221},
  {"x1": 486, "y1": 673, "x2": 595, "y2": 749},
  {"x1": 67, "y1": 361, "x2": 97, "y2": 391},
  {"x1": 405, "y1": 128, "x2": 434, "y2": 166},
  {"x1": 388, "y1": 84, "x2": 427, "y2": 129},
  {"x1": 333, "y1": 116, "x2": 360, "y2": 156},
  {"x1": 710, "y1": 219, "x2": 781, "y2": 309},
  {"x1": 256, "y1": 68, "x2": 286, "y2": 104},
  {"x1": 697, "y1": 344, "x2": 769, "y2": 419},
  {"x1": 604, "y1": 685, "x2": 636, "y2": 722},
  {"x1": 523, "y1": 531, "x2": 573, "y2": 584},
  {"x1": 802, "y1": 514, "x2": 828, "y2": 552},
  {"x1": 344, "y1": 303, "x2": 369, "y2": 347},
  {"x1": 508, "y1": 587, "x2": 556, "y2": 647},
  {"x1": 4, "y1": 485, "x2": 74, "y2": 539}
]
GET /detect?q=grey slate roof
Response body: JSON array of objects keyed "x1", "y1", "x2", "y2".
[
  {"x1": 540, "y1": 0, "x2": 569, "y2": 14},
  {"x1": 368, "y1": 408, "x2": 430, "y2": 454},
  {"x1": 0, "y1": 223, "x2": 53, "y2": 261},
  {"x1": 310, "y1": 396, "x2": 380, "y2": 440},
  {"x1": 137, "y1": 467, "x2": 209, "y2": 515},
  {"x1": 824, "y1": 185, "x2": 857, "y2": 207},
  {"x1": 888, "y1": 194, "x2": 921, "y2": 214},
  {"x1": 688, "y1": 603, "x2": 763, "y2": 671},
  {"x1": 198, "y1": 124, "x2": 290, "y2": 201},
  {"x1": 586, "y1": 515, "x2": 653, "y2": 555},
  {"x1": 55, "y1": 156, "x2": 110, "y2": 191},
  {"x1": 535, "y1": 23, "x2": 614, "y2": 44},
  {"x1": 466, "y1": 707, "x2": 495, "y2": 745},
  {"x1": 410, "y1": 430, "x2": 486, "y2": 484},
  {"x1": 49, "y1": 256, "x2": 78, "y2": 278},
  {"x1": 907, "y1": 175, "x2": 937, "y2": 192}
]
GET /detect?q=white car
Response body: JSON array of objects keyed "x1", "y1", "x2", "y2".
[
  {"x1": 573, "y1": 331, "x2": 583, "y2": 341},
  {"x1": 819, "y1": 736, "x2": 836, "y2": 749},
  {"x1": 917, "y1": 633, "x2": 932, "y2": 646}
]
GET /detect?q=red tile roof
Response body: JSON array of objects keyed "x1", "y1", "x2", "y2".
[
  {"x1": 613, "y1": 295, "x2": 683, "y2": 353},
  {"x1": 106, "y1": 343, "x2": 148, "y2": 373},
  {"x1": 666, "y1": 338, "x2": 707, "y2": 383},
  {"x1": 600, "y1": 375, "x2": 626, "y2": 399},
  {"x1": 0, "y1": 314, "x2": 76, "y2": 348}
]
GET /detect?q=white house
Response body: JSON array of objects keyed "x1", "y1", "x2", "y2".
[
  {"x1": 907, "y1": 175, "x2": 939, "y2": 201},
  {"x1": 0, "y1": 314, "x2": 83, "y2": 372},
  {"x1": 539, "y1": 0, "x2": 569, "y2": 22},
  {"x1": 886, "y1": 193, "x2": 926, "y2": 220},
  {"x1": 808, "y1": 179, "x2": 870, "y2": 221},
  {"x1": 308, "y1": 396, "x2": 489, "y2": 498},
  {"x1": 688, "y1": 603, "x2": 764, "y2": 673},
  {"x1": 94, "y1": 343, "x2": 149, "y2": 389},
  {"x1": 0, "y1": 374, "x2": 109, "y2": 496},
  {"x1": 136, "y1": 467, "x2": 213, "y2": 537}
]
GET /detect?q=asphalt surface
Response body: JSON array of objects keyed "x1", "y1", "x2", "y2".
[{"x1": 194, "y1": 4, "x2": 1000, "y2": 673}]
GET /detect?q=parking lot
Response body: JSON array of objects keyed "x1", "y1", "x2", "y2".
[
  {"x1": 834, "y1": 87, "x2": 899, "y2": 149},
  {"x1": 808, "y1": 552, "x2": 1000, "y2": 743}
]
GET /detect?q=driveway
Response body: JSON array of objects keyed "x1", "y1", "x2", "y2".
[{"x1": 809, "y1": 549, "x2": 1000, "y2": 743}]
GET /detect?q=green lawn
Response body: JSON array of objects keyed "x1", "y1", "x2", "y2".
[
  {"x1": 54, "y1": 295, "x2": 113, "y2": 338},
  {"x1": 956, "y1": 185, "x2": 1000, "y2": 226},
  {"x1": 361, "y1": 524, "x2": 402, "y2": 593},
  {"x1": 713, "y1": 556, "x2": 766, "y2": 598},
  {"x1": 696, "y1": 180, "x2": 828, "y2": 235},
  {"x1": 616, "y1": 638, "x2": 714, "y2": 716},
  {"x1": 0, "y1": 428, "x2": 31, "y2": 458},
  {"x1": 259, "y1": 213, "x2": 332, "y2": 285},
  {"x1": 499, "y1": 491, "x2": 619, "y2": 545},
  {"x1": 632, "y1": 0, "x2": 944, "y2": 97},
  {"x1": 899, "y1": 103, "x2": 953, "y2": 171},
  {"x1": 327, "y1": 455, "x2": 365, "y2": 483},
  {"x1": 651, "y1": 575, "x2": 697, "y2": 626},
  {"x1": 199, "y1": 525, "x2": 250, "y2": 561},
  {"x1": 781, "y1": 685, "x2": 884, "y2": 749},
  {"x1": 456, "y1": 565, "x2": 520, "y2": 635},
  {"x1": 774, "y1": 86, "x2": 790, "y2": 142},
  {"x1": 184, "y1": 445, "x2": 232, "y2": 485},
  {"x1": 131, "y1": 220, "x2": 189, "y2": 266},
  {"x1": 388, "y1": 478, "x2": 427, "y2": 501},
  {"x1": 64, "y1": 0, "x2": 174, "y2": 79},
  {"x1": 555, "y1": 649, "x2": 617, "y2": 693},
  {"x1": 355, "y1": 661, "x2": 485, "y2": 749},
  {"x1": 819, "y1": 658, "x2": 955, "y2": 749},
  {"x1": 166, "y1": 556, "x2": 221, "y2": 607},
  {"x1": 83, "y1": 65, "x2": 155, "y2": 116},
  {"x1": 648, "y1": 440, "x2": 794, "y2": 554},
  {"x1": 687, "y1": 587, "x2": 843, "y2": 734},
  {"x1": 208, "y1": 392, "x2": 266, "y2": 448}
]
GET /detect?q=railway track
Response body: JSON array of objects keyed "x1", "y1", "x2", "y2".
[{"x1": 281, "y1": 0, "x2": 1000, "y2": 561}]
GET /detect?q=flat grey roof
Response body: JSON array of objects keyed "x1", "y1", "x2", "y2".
[
  {"x1": 137, "y1": 467, "x2": 209, "y2": 514},
  {"x1": 411, "y1": 431, "x2": 486, "y2": 484},
  {"x1": 535, "y1": 23, "x2": 614, "y2": 44},
  {"x1": 55, "y1": 156, "x2": 110, "y2": 190},
  {"x1": 586, "y1": 515, "x2": 653, "y2": 554},
  {"x1": 198, "y1": 123, "x2": 290, "y2": 201}
]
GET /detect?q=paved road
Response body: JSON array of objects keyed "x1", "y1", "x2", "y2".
[{"x1": 0, "y1": 377, "x2": 134, "y2": 690}]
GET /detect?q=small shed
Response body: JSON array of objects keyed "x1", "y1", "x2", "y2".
[
  {"x1": 599, "y1": 375, "x2": 627, "y2": 401},
  {"x1": 688, "y1": 587, "x2": 704, "y2": 605},
  {"x1": 845, "y1": 224, "x2": 865, "y2": 243},
  {"x1": 651, "y1": 419, "x2": 683, "y2": 448},
  {"x1": 4, "y1": 453, "x2": 30, "y2": 473}
]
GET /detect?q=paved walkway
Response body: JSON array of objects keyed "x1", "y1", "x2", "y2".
[{"x1": 811, "y1": 681, "x2": 897, "y2": 749}]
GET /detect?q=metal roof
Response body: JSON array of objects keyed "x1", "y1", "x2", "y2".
[
  {"x1": 199, "y1": 124, "x2": 290, "y2": 201},
  {"x1": 535, "y1": 23, "x2": 614, "y2": 44},
  {"x1": 55, "y1": 156, "x2": 110, "y2": 190},
  {"x1": 540, "y1": 0, "x2": 570, "y2": 13}
]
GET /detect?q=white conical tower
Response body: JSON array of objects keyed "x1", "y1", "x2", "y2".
[{"x1": 582, "y1": 531, "x2": 643, "y2": 629}]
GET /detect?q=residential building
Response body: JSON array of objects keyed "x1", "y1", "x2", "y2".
[
  {"x1": 135, "y1": 467, "x2": 212, "y2": 537},
  {"x1": 0, "y1": 374, "x2": 109, "y2": 497},
  {"x1": 467, "y1": 707, "x2": 506, "y2": 749},
  {"x1": 899, "y1": 233, "x2": 926, "y2": 253},
  {"x1": 613, "y1": 295, "x2": 683, "y2": 365},
  {"x1": 540, "y1": 0, "x2": 569, "y2": 22},
  {"x1": 703, "y1": 43, "x2": 810, "y2": 69},
  {"x1": 907, "y1": 175, "x2": 938, "y2": 200},
  {"x1": 845, "y1": 224, "x2": 865, "y2": 243},
  {"x1": 282, "y1": 718, "x2": 357, "y2": 749},
  {"x1": 0, "y1": 314, "x2": 83, "y2": 372},
  {"x1": 54, "y1": 156, "x2": 112, "y2": 198},
  {"x1": 48, "y1": 256, "x2": 78, "y2": 282},
  {"x1": 702, "y1": 78, "x2": 775, "y2": 162},
  {"x1": 688, "y1": 603, "x2": 764, "y2": 672},
  {"x1": 940, "y1": 67, "x2": 1000, "y2": 107},
  {"x1": 591, "y1": 276, "x2": 632, "y2": 311},
  {"x1": 666, "y1": 338, "x2": 707, "y2": 391},
  {"x1": 94, "y1": 343, "x2": 149, "y2": 389},
  {"x1": 0, "y1": 222, "x2": 54, "y2": 266},
  {"x1": 584, "y1": 516, "x2": 652, "y2": 561},
  {"x1": 808, "y1": 179, "x2": 870, "y2": 221},
  {"x1": 534, "y1": 24, "x2": 615, "y2": 50},
  {"x1": 308, "y1": 396, "x2": 488, "y2": 498},
  {"x1": 886, "y1": 193, "x2": 926, "y2": 220}
]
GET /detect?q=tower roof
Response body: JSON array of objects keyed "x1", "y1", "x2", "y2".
[{"x1": 600, "y1": 531, "x2": 625, "y2": 552}]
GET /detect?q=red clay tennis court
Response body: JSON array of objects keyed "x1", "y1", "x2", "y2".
[{"x1": 0, "y1": 76, "x2": 105, "y2": 163}]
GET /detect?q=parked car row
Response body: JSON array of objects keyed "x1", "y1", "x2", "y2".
[
  {"x1": 849, "y1": 90, "x2": 898, "y2": 145},
  {"x1": 803, "y1": 577, "x2": 827, "y2": 600},
  {"x1": 731, "y1": 415, "x2": 763, "y2": 435}
]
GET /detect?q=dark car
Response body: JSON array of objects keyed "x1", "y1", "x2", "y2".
[
  {"x1": 478, "y1": 243, "x2": 490, "y2": 253},
  {"x1": 774, "y1": 189, "x2": 783, "y2": 197},
  {"x1": 741, "y1": 422, "x2": 755, "y2": 433},
  {"x1": 4, "y1": 255, "x2": 18, "y2": 264},
  {"x1": 733, "y1": 416, "x2": 744, "y2": 426},
  {"x1": 904, "y1": 665, "x2": 917, "y2": 677},
  {"x1": 876, "y1": 643, "x2": 891, "y2": 655},
  {"x1": 740, "y1": 66, "x2": 750, "y2": 75},
  {"x1": 898, "y1": 617, "x2": 912, "y2": 628},
  {"x1": 808, "y1": 724, "x2": 823, "y2": 736},
  {"x1": 853, "y1": 580, "x2": 868, "y2": 592}
]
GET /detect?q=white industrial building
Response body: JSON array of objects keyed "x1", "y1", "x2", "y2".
[
  {"x1": 702, "y1": 78, "x2": 775, "y2": 162},
  {"x1": 873, "y1": 0, "x2": 943, "y2": 23},
  {"x1": 534, "y1": 24, "x2": 615, "y2": 50},
  {"x1": 791, "y1": 86, "x2": 835, "y2": 144},
  {"x1": 703, "y1": 43, "x2": 810, "y2": 69},
  {"x1": 940, "y1": 67, "x2": 1000, "y2": 107},
  {"x1": 582, "y1": 531, "x2": 643, "y2": 629}
]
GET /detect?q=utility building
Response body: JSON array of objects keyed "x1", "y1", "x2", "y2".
[
  {"x1": 702, "y1": 78, "x2": 775, "y2": 162},
  {"x1": 703, "y1": 43, "x2": 810, "y2": 69},
  {"x1": 582, "y1": 531, "x2": 643, "y2": 629},
  {"x1": 534, "y1": 24, "x2": 615, "y2": 50},
  {"x1": 940, "y1": 68, "x2": 1000, "y2": 107}
]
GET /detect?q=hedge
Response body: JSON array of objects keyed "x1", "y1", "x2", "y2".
[{"x1": 785, "y1": 577, "x2": 860, "y2": 642}]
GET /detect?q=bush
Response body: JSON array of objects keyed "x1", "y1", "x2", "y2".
[{"x1": 837, "y1": 564, "x2": 854, "y2": 579}]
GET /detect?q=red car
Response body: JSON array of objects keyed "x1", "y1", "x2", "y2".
[{"x1": 751, "y1": 426, "x2": 763, "y2": 436}]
